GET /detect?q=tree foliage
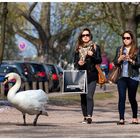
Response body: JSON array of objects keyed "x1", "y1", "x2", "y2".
[{"x1": 1, "y1": 2, "x2": 140, "y2": 65}]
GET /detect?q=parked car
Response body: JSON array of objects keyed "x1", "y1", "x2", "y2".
[
  {"x1": 0, "y1": 64, "x2": 27, "y2": 82},
  {"x1": 55, "y1": 65, "x2": 63, "y2": 91},
  {"x1": 1, "y1": 61, "x2": 49, "y2": 93},
  {"x1": 0, "y1": 64, "x2": 26, "y2": 95},
  {"x1": 43, "y1": 64, "x2": 61, "y2": 92},
  {"x1": 2, "y1": 61, "x2": 48, "y2": 82},
  {"x1": 55, "y1": 65, "x2": 63, "y2": 77},
  {"x1": 2, "y1": 61, "x2": 31, "y2": 82},
  {"x1": 22, "y1": 62, "x2": 48, "y2": 82}
]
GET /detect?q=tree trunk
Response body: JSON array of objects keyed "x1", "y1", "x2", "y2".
[{"x1": 0, "y1": 3, "x2": 8, "y2": 64}]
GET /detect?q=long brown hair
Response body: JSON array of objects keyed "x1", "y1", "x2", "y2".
[
  {"x1": 122, "y1": 30, "x2": 138, "y2": 59},
  {"x1": 75, "y1": 28, "x2": 93, "y2": 52}
]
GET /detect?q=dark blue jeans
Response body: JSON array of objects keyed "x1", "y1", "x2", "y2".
[
  {"x1": 117, "y1": 77, "x2": 139, "y2": 120},
  {"x1": 80, "y1": 81, "x2": 96, "y2": 117}
]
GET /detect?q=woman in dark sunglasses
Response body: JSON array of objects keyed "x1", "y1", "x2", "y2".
[
  {"x1": 74, "y1": 28, "x2": 102, "y2": 124},
  {"x1": 113, "y1": 30, "x2": 140, "y2": 125}
]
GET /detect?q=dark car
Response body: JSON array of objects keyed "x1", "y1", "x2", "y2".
[
  {"x1": 2, "y1": 61, "x2": 30, "y2": 82},
  {"x1": 23, "y1": 62, "x2": 49, "y2": 93},
  {"x1": 1, "y1": 61, "x2": 49, "y2": 92},
  {"x1": 0, "y1": 64, "x2": 27, "y2": 82},
  {"x1": 55, "y1": 65, "x2": 63, "y2": 91},
  {"x1": 3, "y1": 61, "x2": 48, "y2": 82},
  {"x1": 25, "y1": 62, "x2": 48, "y2": 82},
  {"x1": 43, "y1": 64, "x2": 60, "y2": 92},
  {"x1": 0, "y1": 64, "x2": 26, "y2": 95},
  {"x1": 55, "y1": 65, "x2": 63, "y2": 77}
]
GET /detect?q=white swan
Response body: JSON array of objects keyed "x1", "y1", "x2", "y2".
[{"x1": 3, "y1": 72, "x2": 48, "y2": 126}]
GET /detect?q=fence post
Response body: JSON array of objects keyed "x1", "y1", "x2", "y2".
[
  {"x1": 44, "y1": 82, "x2": 49, "y2": 93},
  {"x1": 39, "y1": 82, "x2": 43, "y2": 90},
  {"x1": 24, "y1": 82, "x2": 30, "y2": 90},
  {"x1": 32, "y1": 81, "x2": 37, "y2": 90}
]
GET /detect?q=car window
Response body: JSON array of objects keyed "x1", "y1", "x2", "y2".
[
  {"x1": 46, "y1": 65, "x2": 56, "y2": 73},
  {"x1": 30, "y1": 64, "x2": 45, "y2": 73},
  {"x1": 56, "y1": 66, "x2": 63, "y2": 73},
  {"x1": 0, "y1": 66, "x2": 19, "y2": 74},
  {"x1": 0, "y1": 67, "x2": 7, "y2": 73}
]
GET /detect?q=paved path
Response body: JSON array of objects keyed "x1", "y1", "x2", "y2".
[{"x1": 0, "y1": 84, "x2": 140, "y2": 138}]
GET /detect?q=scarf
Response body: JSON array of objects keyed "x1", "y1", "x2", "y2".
[{"x1": 79, "y1": 41, "x2": 94, "y2": 61}]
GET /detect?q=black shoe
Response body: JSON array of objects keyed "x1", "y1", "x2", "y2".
[
  {"x1": 132, "y1": 118, "x2": 138, "y2": 124},
  {"x1": 117, "y1": 120, "x2": 125, "y2": 125},
  {"x1": 87, "y1": 117, "x2": 92, "y2": 124},
  {"x1": 132, "y1": 121, "x2": 139, "y2": 124}
]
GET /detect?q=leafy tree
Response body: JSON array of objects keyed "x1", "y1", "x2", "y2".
[
  {"x1": 1, "y1": 2, "x2": 140, "y2": 65},
  {"x1": 0, "y1": 2, "x2": 27, "y2": 61},
  {"x1": 99, "y1": 2, "x2": 140, "y2": 37}
]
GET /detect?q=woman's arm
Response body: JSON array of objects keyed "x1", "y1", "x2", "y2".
[
  {"x1": 113, "y1": 47, "x2": 124, "y2": 66},
  {"x1": 90, "y1": 45, "x2": 102, "y2": 64}
]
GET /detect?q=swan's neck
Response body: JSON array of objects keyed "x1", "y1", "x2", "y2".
[{"x1": 7, "y1": 76, "x2": 21, "y2": 102}]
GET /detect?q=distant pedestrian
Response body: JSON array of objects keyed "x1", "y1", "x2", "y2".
[
  {"x1": 74, "y1": 28, "x2": 102, "y2": 124},
  {"x1": 113, "y1": 30, "x2": 140, "y2": 125},
  {"x1": 100, "y1": 52, "x2": 109, "y2": 78}
]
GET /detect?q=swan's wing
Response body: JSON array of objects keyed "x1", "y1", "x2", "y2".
[
  {"x1": 16, "y1": 89, "x2": 48, "y2": 100},
  {"x1": 13, "y1": 89, "x2": 48, "y2": 109}
]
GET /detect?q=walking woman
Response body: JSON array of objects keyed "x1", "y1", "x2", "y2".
[
  {"x1": 113, "y1": 30, "x2": 140, "y2": 125},
  {"x1": 74, "y1": 28, "x2": 102, "y2": 124}
]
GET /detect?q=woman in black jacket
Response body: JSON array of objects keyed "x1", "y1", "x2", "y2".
[
  {"x1": 74, "y1": 28, "x2": 102, "y2": 124},
  {"x1": 113, "y1": 30, "x2": 140, "y2": 125}
]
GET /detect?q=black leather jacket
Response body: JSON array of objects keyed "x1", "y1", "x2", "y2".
[
  {"x1": 74, "y1": 44, "x2": 102, "y2": 83},
  {"x1": 113, "y1": 46, "x2": 140, "y2": 78}
]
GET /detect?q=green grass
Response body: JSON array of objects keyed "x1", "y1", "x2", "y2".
[
  {"x1": 2, "y1": 85, "x2": 139, "y2": 106},
  {"x1": 48, "y1": 92, "x2": 115, "y2": 106}
]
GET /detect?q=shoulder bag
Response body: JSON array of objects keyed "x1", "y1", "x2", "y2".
[
  {"x1": 108, "y1": 65, "x2": 121, "y2": 83},
  {"x1": 95, "y1": 64, "x2": 107, "y2": 85},
  {"x1": 108, "y1": 46, "x2": 123, "y2": 83}
]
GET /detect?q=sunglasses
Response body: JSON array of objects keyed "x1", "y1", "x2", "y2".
[
  {"x1": 82, "y1": 34, "x2": 90, "y2": 37},
  {"x1": 122, "y1": 37, "x2": 131, "y2": 40}
]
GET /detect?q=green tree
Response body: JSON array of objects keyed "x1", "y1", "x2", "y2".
[
  {"x1": 0, "y1": 2, "x2": 28, "y2": 61},
  {"x1": 2, "y1": 2, "x2": 140, "y2": 64}
]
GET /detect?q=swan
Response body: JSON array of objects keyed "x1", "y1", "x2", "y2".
[{"x1": 3, "y1": 72, "x2": 48, "y2": 126}]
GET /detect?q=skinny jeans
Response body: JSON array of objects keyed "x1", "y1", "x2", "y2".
[
  {"x1": 117, "y1": 77, "x2": 139, "y2": 120},
  {"x1": 80, "y1": 81, "x2": 96, "y2": 117}
]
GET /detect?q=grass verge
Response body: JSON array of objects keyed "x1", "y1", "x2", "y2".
[{"x1": 48, "y1": 92, "x2": 115, "y2": 106}]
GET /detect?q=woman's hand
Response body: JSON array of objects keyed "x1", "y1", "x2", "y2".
[
  {"x1": 118, "y1": 54, "x2": 135, "y2": 64},
  {"x1": 87, "y1": 50, "x2": 93, "y2": 56},
  {"x1": 78, "y1": 60, "x2": 85, "y2": 66},
  {"x1": 118, "y1": 54, "x2": 126, "y2": 63},
  {"x1": 125, "y1": 55, "x2": 135, "y2": 64}
]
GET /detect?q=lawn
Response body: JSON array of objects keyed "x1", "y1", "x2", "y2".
[{"x1": 48, "y1": 91, "x2": 115, "y2": 106}]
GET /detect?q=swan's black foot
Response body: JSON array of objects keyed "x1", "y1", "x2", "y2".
[
  {"x1": 21, "y1": 123, "x2": 27, "y2": 126},
  {"x1": 33, "y1": 121, "x2": 37, "y2": 126},
  {"x1": 33, "y1": 111, "x2": 42, "y2": 126},
  {"x1": 33, "y1": 122, "x2": 37, "y2": 126}
]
